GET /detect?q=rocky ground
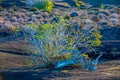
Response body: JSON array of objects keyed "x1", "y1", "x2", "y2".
[
  {"x1": 0, "y1": 4, "x2": 120, "y2": 37},
  {"x1": 0, "y1": 3, "x2": 120, "y2": 51},
  {"x1": 0, "y1": 1, "x2": 120, "y2": 80}
]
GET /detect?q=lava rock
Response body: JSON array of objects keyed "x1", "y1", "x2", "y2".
[
  {"x1": 69, "y1": 12, "x2": 79, "y2": 17},
  {"x1": 83, "y1": 0, "x2": 120, "y2": 7},
  {"x1": 90, "y1": 15, "x2": 100, "y2": 22},
  {"x1": 52, "y1": 17, "x2": 60, "y2": 23},
  {"x1": 1, "y1": 0, "x2": 26, "y2": 8}
]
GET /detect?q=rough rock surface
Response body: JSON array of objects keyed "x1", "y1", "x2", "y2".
[
  {"x1": 1, "y1": 0, "x2": 26, "y2": 7},
  {"x1": 1, "y1": 0, "x2": 120, "y2": 8},
  {"x1": 83, "y1": 0, "x2": 120, "y2": 7},
  {"x1": 0, "y1": 5, "x2": 120, "y2": 37}
]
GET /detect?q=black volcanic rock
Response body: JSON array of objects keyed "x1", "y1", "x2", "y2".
[
  {"x1": 1, "y1": 0, "x2": 120, "y2": 8},
  {"x1": 1, "y1": 0, "x2": 26, "y2": 7},
  {"x1": 61, "y1": 0, "x2": 120, "y2": 7},
  {"x1": 83, "y1": 0, "x2": 120, "y2": 7}
]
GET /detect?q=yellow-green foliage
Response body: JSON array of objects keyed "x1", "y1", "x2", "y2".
[
  {"x1": 80, "y1": 53, "x2": 90, "y2": 60},
  {"x1": 53, "y1": 52, "x2": 73, "y2": 61},
  {"x1": 12, "y1": 27, "x2": 19, "y2": 33},
  {"x1": 18, "y1": 16, "x2": 102, "y2": 68},
  {"x1": 91, "y1": 30, "x2": 102, "y2": 47},
  {"x1": 64, "y1": 15, "x2": 71, "y2": 20},
  {"x1": 25, "y1": 23, "x2": 55, "y2": 40},
  {"x1": 73, "y1": 0, "x2": 85, "y2": 7},
  {"x1": 32, "y1": 0, "x2": 54, "y2": 12},
  {"x1": 100, "y1": 4, "x2": 105, "y2": 9}
]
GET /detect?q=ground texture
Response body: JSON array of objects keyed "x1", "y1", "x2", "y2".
[
  {"x1": 0, "y1": 42, "x2": 120, "y2": 80},
  {"x1": 0, "y1": 1, "x2": 120, "y2": 80}
]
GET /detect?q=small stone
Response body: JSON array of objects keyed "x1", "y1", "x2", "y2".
[
  {"x1": 98, "y1": 10, "x2": 111, "y2": 16},
  {"x1": 91, "y1": 15, "x2": 100, "y2": 22},
  {"x1": 109, "y1": 13, "x2": 119, "y2": 19},
  {"x1": 30, "y1": 7, "x2": 39, "y2": 11},
  {"x1": 0, "y1": 21, "x2": 14, "y2": 37},
  {"x1": 18, "y1": 18, "x2": 25, "y2": 24},
  {"x1": 109, "y1": 18, "x2": 120, "y2": 26},
  {"x1": 0, "y1": 6, "x2": 3, "y2": 11},
  {"x1": 97, "y1": 13, "x2": 109, "y2": 20},
  {"x1": 80, "y1": 5, "x2": 86, "y2": 9},
  {"x1": 52, "y1": 17, "x2": 60, "y2": 23},
  {"x1": 13, "y1": 22, "x2": 19, "y2": 27},
  {"x1": 79, "y1": 11, "x2": 88, "y2": 19},
  {"x1": 2, "y1": 21, "x2": 14, "y2": 29},
  {"x1": 116, "y1": 8, "x2": 120, "y2": 14},
  {"x1": 28, "y1": 17, "x2": 33, "y2": 21},
  {"x1": 88, "y1": 11, "x2": 96, "y2": 14},
  {"x1": 34, "y1": 11, "x2": 41, "y2": 14},
  {"x1": 11, "y1": 16, "x2": 17, "y2": 22},
  {"x1": 100, "y1": 22, "x2": 108, "y2": 26},
  {"x1": 69, "y1": 12, "x2": 79, "y2": 17},
  {"x1": 26, "y1": 21, "x2": 33, "y2": 24},
  {"x1": 42, "y1": 12, "x2": 49, "y2": 18}
]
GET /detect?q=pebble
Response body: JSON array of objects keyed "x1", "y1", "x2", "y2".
[
  {"x1": 52, "y1": 17, "x2": 60, "y2": 23},
  {"x1": 2, "y1": 21, "x2": 14, "y2": 29},
  {"x1": 90, "y1": 15, "x2": 100, "y2": 22},
  {"x1": 97, "y1": 10, "x2": 111, "y2": 16},
  {"x1": 11, "y1": 16, "x2": 17, "y2": 22},
  {"x1": 69, "y1": 12, "x2": 79, "y2": 17}
]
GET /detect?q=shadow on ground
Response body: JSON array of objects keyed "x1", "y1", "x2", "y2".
[
  {"x1": 0, "y1": 50, "x2": 29, "y2": 56},
  {"x1": 0, "y1": 69, "x2": 71, "y2": 80}
]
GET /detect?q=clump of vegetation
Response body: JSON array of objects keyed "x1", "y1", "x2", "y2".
[
  {"x1": 100, "y1": 4, "x2": 105, "y2": 9},
  {"x1": 15, "y1": 16, "x2": 102, "y2": 70},
  {"x1": 73, "y1": 0, "x2": 85, "y2": 7},
  {"x1": 27, "y1": 0, "x2": 54, "y2": 12}
]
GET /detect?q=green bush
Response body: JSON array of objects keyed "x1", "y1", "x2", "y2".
[
  {"x1": 73, "y1": 0, "x2": 85, "y2": 7},
  {"x1": 28, "y1": 0, "x2": 54, "y2": 12},
  {"x1": 16, "y1": 16, "x2": 102, "y2": 70}
]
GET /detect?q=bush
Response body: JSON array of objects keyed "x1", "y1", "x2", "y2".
[
  {"x1": 16, "y1": 16, "x2": 102, "y2": 70},
  {"x1": 73, "y1": 0, "x2": 85, "y2": 7},
  {"x1": 27, "y1": 0, "x2": 54, "y2": 12}
]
